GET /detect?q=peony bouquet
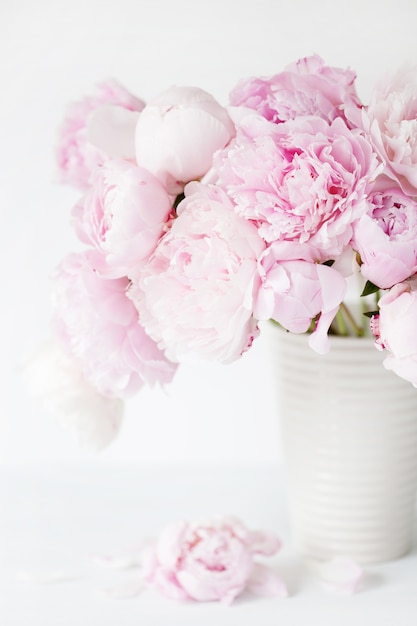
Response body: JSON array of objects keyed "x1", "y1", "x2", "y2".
[{"x1": 36, "y1": 55, "x2": 417, "y2": 446}]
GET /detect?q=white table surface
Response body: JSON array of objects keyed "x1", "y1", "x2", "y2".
[{"x1": 1, "y1": 463, "x2": 417, "y2": 626}]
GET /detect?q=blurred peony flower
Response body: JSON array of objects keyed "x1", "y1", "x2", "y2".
[
  {"x1": 214, "y1": 114, "x2": 381, "y2": 261},
  {"x1": 375, "y1": 278, "x2": 417, "y2": 386},
  {"x1": 364, "y1": 64, "x2": 417, "y2": 195},
  {"x1": 52, "y1": 252, "x2": 177, "y2": 398},
  {"x1": 135, "y1": 86, "x2": 235, "y2": 194},
  {"x1": 56, "y1": 80, "x2": 145, "y2": 189},
  {"x1": 142, "y1": 516, "x2": 286, "y2": 604},
  {"x1": 129, "y1": 183, "x2": 265, "y2": 364},
  {"x1": 229, "y1": 54, "x2": 362, "y2": 127},
  {"x1": 352, "y1": 178, "x2": 417, "y2": 288},
  {"x1": 22, "y1": 340, "x2": 123, "y2": 451},
  {"x1": 72, "y1": 159, "x2": 173, "y2": 278}
]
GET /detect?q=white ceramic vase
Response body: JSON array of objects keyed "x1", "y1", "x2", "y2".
[{"x1": 268, "y1": 323, "x2": 417, "y2": 564}]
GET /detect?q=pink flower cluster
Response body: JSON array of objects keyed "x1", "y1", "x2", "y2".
[{"x1": 51, "y1": 54, "x2": 417, "y2": 420}]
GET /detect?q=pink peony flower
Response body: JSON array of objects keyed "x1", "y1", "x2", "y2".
[
  {"x1": 129, "y1": 183, "x2": 265, "y2": 364},
  {"x1": 22, "y1": 340, "x2": 123, "y2": 451},
  {"x1": 229, "y1": 54, "x2": 362, "y2": 126},
  {"x1": 255, "y1": 249, "x2": 347, "y2": 354},
  {"x1": 376, "y1": 278, "x2": 417, "y2": 386},
  {"x1": 352, "y1": 179, "x2": 417, "y2": 288},
  {"x1": 142, "y1": 516, "x2": 286, "y2": 604},
  {"x1": 364, "y1": 64, "x2": 417, "y2": 195},
  {"x1": 51, "y1": 252, "x2": 177, "y2": 398},
  {"x1": 56, "y1": 80, "x2": 145, "y2": 189},
  {"x1": 135, "y1": 86, "x2": 235, "y2": 194},
  {"x1": 72, "y1": 159, "x2": 173, "y2": 278},
  {"x1": 214, "y1": 114, "x2": 380, "y2": 262}
]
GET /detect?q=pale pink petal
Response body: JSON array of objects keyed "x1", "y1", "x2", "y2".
[
  {"x1": 87, "y1": 104, "x2": 140, "y2": 159},
  {"x1": 376, "y1": 278, "x2": 417, "y2": 386},
  {"x1": 90, "y1": 553, "x2": 141, "y2": 570},
  {"x1": 309, "y1": 557, "x2": 364, "y2": 594},
  {"x1": 155, "y1": 521, "x2": 188, "y2": 568},
  {"x1": 308, "y1": 264, "x2": 347, "y2": 354},
  {"x1": 365, "y1": 64, "x2": 417, "y2": 195},
  {"x1": 247, "y1": 563, "x2": 289, "y2": 598},
  {"x1": 151, "y1": 567, "x2": 190, "y2": 602},
  {"x1": 308, "y1": 309, "x2": 336, "y2": 354},
  {"x1": 246, "y1": 530, "x2": 282, "y2": 556},
  {"x1": 55, "y1": 79, "x2": 145, "y2": 189},
  {"x1": 135, "y1": 86, "x2": 235, "y2": 194}
]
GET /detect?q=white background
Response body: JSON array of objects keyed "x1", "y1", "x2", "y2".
[
  {"x1": 2, "y1": 0, "x2": 417, "y2": 469},
  {"x1": 1, "y1": 2, "x2": 417, "y2": 625}
]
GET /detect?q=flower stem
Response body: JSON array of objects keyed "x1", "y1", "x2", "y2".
[
  {"x1": 334, "y1": 308, "x2": 348, "y2": 336},
  {"x1": 339, "y1": 302, "x2": 364, "y2": 337}
]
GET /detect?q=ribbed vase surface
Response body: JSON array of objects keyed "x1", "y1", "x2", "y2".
[{"x1": 269, "y1": 324, "x2": 417, "y2": 564}]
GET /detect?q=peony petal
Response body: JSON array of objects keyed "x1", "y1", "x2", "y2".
[
  {"x1": 87, "y1": 104, "x2": 140, "y2": 159},
  {"x1": 151, "y1": 567, "x2": 190, "y2": 602},
  {"x1": 309, "y1": 557, "x2": 364, "y2": 594},
  {"x1": 308, "y1": 264, "x2": 347, "y2": 354},
  {"x1": 247, "y1": 563, "x2": 289, "y2": 598},
  {"x1": 246, "y1": 530, "x2": 282, "y2": 556},
  {"x1": 155, "y1": 521, "x2": 188, "y2": 568},
  {"x1": 90, "y1": 553, "x2": 141, "y2": 570},
  {"x1": 135, "y1": 86, "x2": 235, "y2": 194}
]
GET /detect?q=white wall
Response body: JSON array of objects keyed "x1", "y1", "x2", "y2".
[{"x1": 1, "y1": 0, "x2": 416, "y2": 467}]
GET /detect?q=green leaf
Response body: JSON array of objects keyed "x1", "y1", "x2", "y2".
[
  {"x1": 173, "y1": 192, "x2": 185, "y2": 212},
  {"x1": 363, "y1": 310, "x2": 379, "y2": 318},
  {"x1": 361, "y1": 280, "x2": 379, "y2": 297}
]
